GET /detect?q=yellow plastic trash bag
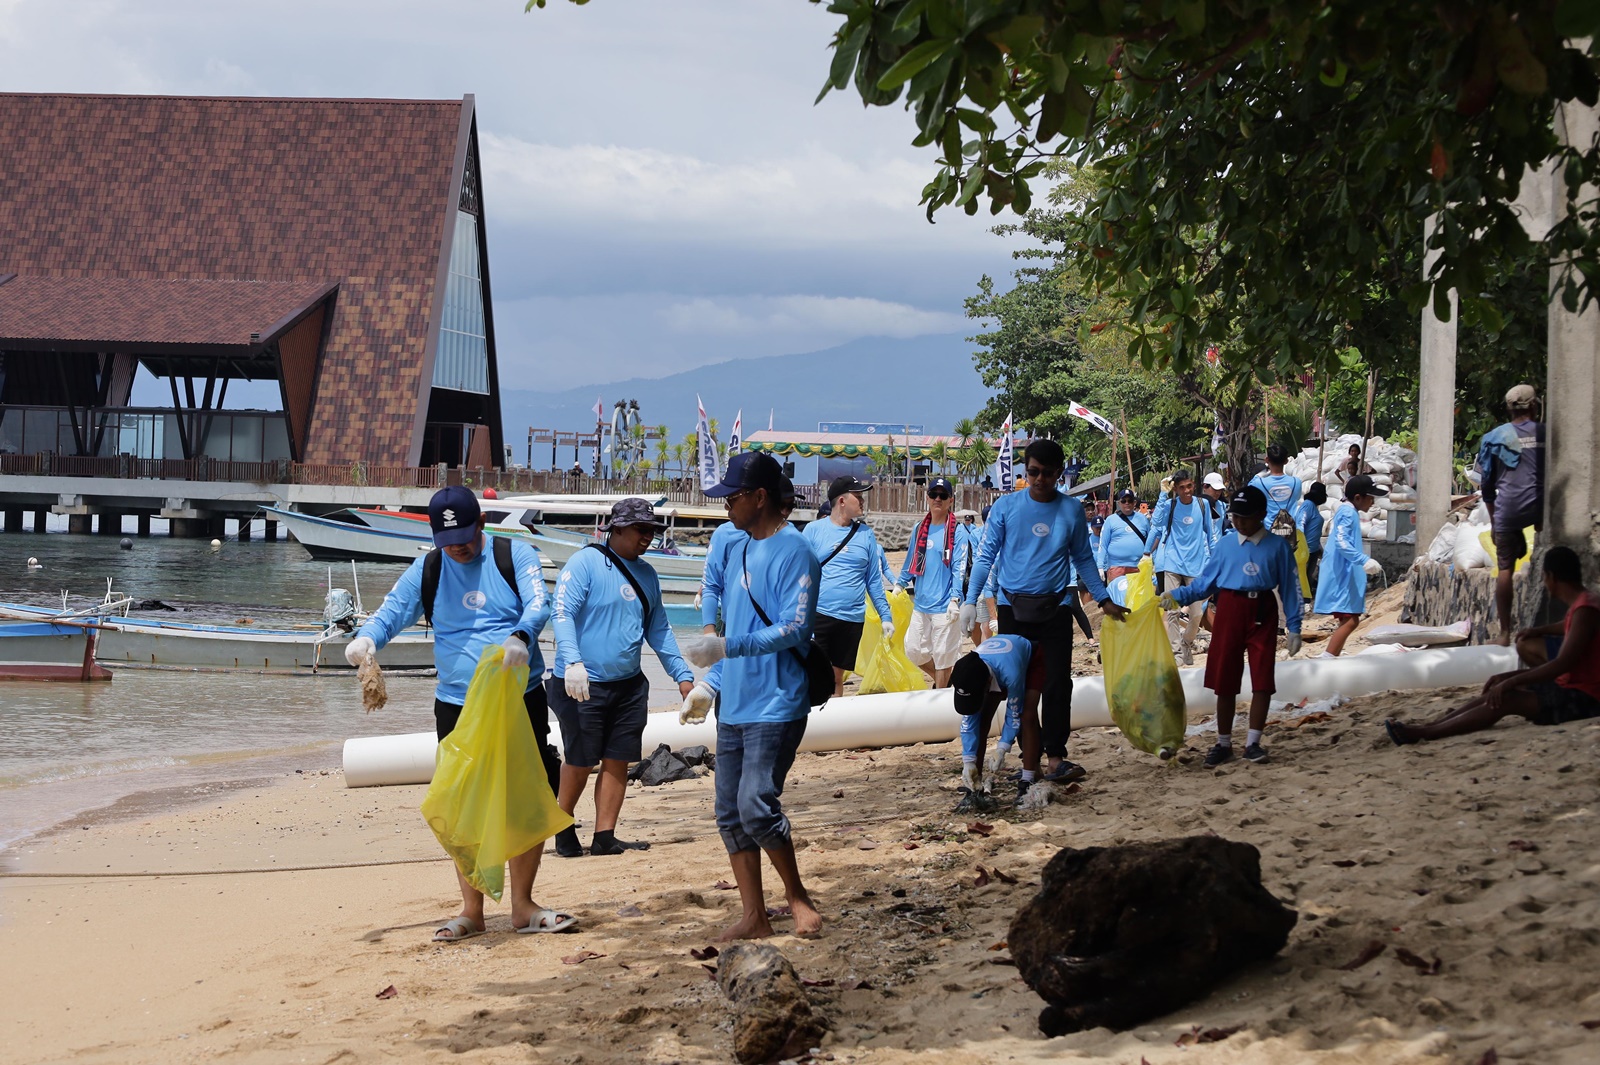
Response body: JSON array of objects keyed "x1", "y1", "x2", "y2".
[
  {"x1": 420, "y1": 646, "x2": 573, "y2": 900},
  {"x1": 1293, "y1": 530, "x2": 1312, "y2": 600},
  {"x1": 1477, "y1": 526, "x2": 1534, "y2": 576},
  {"x1": 1101, "y1": 557, "x2": 1186, "y2": 756},
  {"x1": 856, "y1": 586, "x2": 929, "y2": 695}
]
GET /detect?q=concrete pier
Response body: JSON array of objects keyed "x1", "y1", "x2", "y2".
[
  {"x1": 67, "y1": 514, "x2": 91, "y2": 534},
  {"x1": 2, "y1": 508, "x2": 20, "y2": 533},
  {"x1": 136, "y1": 513, "x2": 151, "y2": 537},
  {"x1": 98, "y1": 512, "x2": 122, "y2": 535}
]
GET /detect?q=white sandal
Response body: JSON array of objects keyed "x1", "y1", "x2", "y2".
[
  {"x1": 515, "y1": 908, "x2": 577, "y2": 934},
  {"x1": 433, "y1": 916, "x2": 485, "y2": 943}
]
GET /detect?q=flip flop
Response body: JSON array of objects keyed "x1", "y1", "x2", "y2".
[
  {"x1": 1384, "y1": 720, "x2": 1418, "y2": 746},
  {"x1": 433, "y1": 916, "x2": 485, "y2": 943},
  {"x1": 516, "y1": 908, "x2": 578, "y2": 934}
]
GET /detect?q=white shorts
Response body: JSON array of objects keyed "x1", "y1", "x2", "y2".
[{"x1": 905, "y1": 608, "x2": 964, "y2": 670}]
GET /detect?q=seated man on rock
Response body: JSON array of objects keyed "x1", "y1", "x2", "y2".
[
  {"x1": 951, "y1": 635, "x2": 1045, "y2": 809},
  {"x1": 1386, "y1": 546, "x2": 1599, "y2": 744}
]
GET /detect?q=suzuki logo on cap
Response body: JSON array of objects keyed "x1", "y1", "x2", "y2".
[{"x1": 441, "y1": 508, "x2": 459, "y2": 528}]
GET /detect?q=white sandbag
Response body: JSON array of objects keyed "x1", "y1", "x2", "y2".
[
  {"x1": 1453, "y1": 522, "x2": 1492, "y2": 570},
  {"x1": 1425, "y1": 521, "x2": 1459, "y2": 563},
  {"x1": 1364, "y1": 620, "x2": 1473, "y2": 646}
]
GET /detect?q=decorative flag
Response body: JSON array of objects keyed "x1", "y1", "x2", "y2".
[
  {"x1": 592, "y1": 396, "x2": 604, "y2": 423},
  {"x1": 695, "y1": 394, "x2": 721, "y2": 491},
  {"x1": 996, "y1": 411, "x2": 1015, "y2": 486},
  {"x1": 1067, "y1": 401, "x2": 1117, "y2": 437},
  {"x1": 727, "y1": 409, "x2": 743, "y2": 459}
]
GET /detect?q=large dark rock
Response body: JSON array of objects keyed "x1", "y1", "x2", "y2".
[
  {"x1": 627, "y1": 743, "x2": 698, "y2": 786},
  {"x1": 1009, "y1": 835, "x2": 1297, "y2": 1036},
  {"x1": 715, "y1": 943, "x2": 828, "y2": 1063}
]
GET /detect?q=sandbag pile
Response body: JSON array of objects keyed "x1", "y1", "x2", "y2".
[{"x1": 1284, "y1": 434, "x2": 1417, "y2": 543}]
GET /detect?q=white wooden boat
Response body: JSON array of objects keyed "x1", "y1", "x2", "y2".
[
  {"x1": 0, "y1": 620, "x2": 113, "y2": 681},
  {"x1": 262, "y1": 506, "x2": 437, "y2": 563}
]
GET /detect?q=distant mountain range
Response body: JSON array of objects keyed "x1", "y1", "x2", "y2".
[{"x1": 499, "y1": 333, "x2": 992, "y2": 454}]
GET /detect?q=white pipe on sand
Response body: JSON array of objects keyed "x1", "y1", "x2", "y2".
[{"x1": 341, "y1": 645, "x2": 1517, "y2": 787}]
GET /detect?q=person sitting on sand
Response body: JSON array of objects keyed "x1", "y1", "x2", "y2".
[
  {"x1": 1386, "y1": 547, "x2": 1600, "y2": 745},
  {"x1": 952, "y1": 635, "x2": 1043, "y2": 808},
  {"x1": 678, "y1": 453, "x2": 824, "y2": 940},
  {"x1": 346, "y1": 486, "x2": 573, "y2": 941},
  {"x1": 1161, "y1": 485, "x2": 1303, "y2": 766},
  {"x1": 1312, "y1": 474, "x2": 1385, "y2": 657},
  {"x1": 547, "y1": 498, "x2": 696, "y2": 858}
]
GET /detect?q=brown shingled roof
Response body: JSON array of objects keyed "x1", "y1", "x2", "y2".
[
  {"x1": 0, "y1": 93, "x2": 471, "y2": 465},
  {"x1": 0, "y1": 275, "x2": 336, "y2": 349}
]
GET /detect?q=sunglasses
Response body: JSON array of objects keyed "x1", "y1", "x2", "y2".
[
  {"x1": 1024, "y1": 466, "x2": 1060, "y2": 480},
  {"x1": 927, "y1": 491, "x2": 951, "y2": 500}
]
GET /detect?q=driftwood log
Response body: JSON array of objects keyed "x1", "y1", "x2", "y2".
[{"x1": 715, "y1": 943, "x2": 828, "y2": 1063}]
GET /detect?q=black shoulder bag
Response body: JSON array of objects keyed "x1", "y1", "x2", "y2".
[
  {"x1": 583, "y1": 542, "x2": 651, "y2": 631},
  {"x1": 741, "y1": 541, "x2": 834, "y2": 707}
]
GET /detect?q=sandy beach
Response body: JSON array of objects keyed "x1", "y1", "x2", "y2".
[{"x1": 5, "y1": 659, "x2": 1600, "y2": 1065}]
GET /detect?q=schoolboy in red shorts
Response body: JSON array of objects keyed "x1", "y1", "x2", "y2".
[{"x1": 1162, "y1": 485, "x2": 1303, "y2": 765}]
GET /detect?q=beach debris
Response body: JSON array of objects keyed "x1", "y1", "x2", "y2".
[
  {"x1": 1330, "y1": 859, "x2": 1358, "y2": 868},
  {"x1": 1580, "y1": 1019, "x2": 1600, "y2": 1030},
  {"x1": 800, "y1": 977, "x2": 835, "y2": 988},
  {"x1": 616, "y1": 904, "x2": 644, "y2": 917},
  {"x1": 715, "y1": 943, "x2": 829, "y2": 1064},
  {"x1": 678, "y1": 744, "x2": 714, "y2": 769},
  {"x1": 1174, "y1": 1024, "x2": 1243, "y2": 1046},
  {"x1": 628, "y1": 744, "x2": 699, "y2": 786},
  {"x1": 713, "y1": 879, "x2": 737, "y2": 890},
  {"x1": 1338, "y1": 941, "x2": 1387, "y2": 970},
  {"x1": 375, "y1": 985, "x2": 398, "y2": 1000},
  {"x1": 833, "y1": 789, "x2": 845, "y2": 798},
  {"x1": 967, "y1": 821, "x2": 995, "y2": 837},
  {"x1": 1474, "y1": 1050, "x2": 1499, "y2": 1065},
  {"x1": 1507, "y1": 839, "x2": 1539, "y2": 852},
  {"x1": 1394, "y1": 947, "x2": 1443, "y2": 975},
  {"x1": 857, "y1": 840, "x2": 878, "y2": 850},
  {"x1": 902, "y1": 842, "x2": 919, "y2": 850},
  {"x1": 974, "y1": 867, "x2": 990, "y2": 887},
  {"x1": 973, "y1": 864, "x2": 1017, "y2": 885},
  {"x1": 561, "y1": 950, "x2": 605, "y2": 965},
  {"x1": 690, "y1": 946, "x2": 719, "y2": 961},
  {"x1": 840, "y1": 978, "x2": 874, "y2": 991},
  {"x1": 357, "y1": 652, "x2": 387, "y2": 713},
  {"x1": 1009, "y1": 836, "x2": 1297, "y2": 1036}
]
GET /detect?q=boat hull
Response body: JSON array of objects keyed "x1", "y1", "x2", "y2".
[{"x1": 0, "y1": 621, "x2": 114, "y2": 682}]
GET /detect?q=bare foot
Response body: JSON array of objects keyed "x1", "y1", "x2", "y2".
[
  {"x1": 1495, "y1": 630, "x2": 1512, "y2": 647},
  {"x1": 717, "y1": 911, "x2": 775, "y2": 942},
  {"x1": 788, "y1": 894, "x2": 823, "y2": 937}
]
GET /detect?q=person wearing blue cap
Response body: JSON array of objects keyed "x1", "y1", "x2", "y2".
[
  {"x1": 347, "y1": 486, "x2": 572, "y2": 940},
  {"x1": 676, "y1": 452, "x2": 823, "y2": 940},
  {"x1": 896, "y1": 477, "x2": 968, "y2": 687},
  {"x1": 548, "y1": 498, "x2": 696, "y2": 858},
  {"x1": 1097, "y1": 488, "x2": 1150, "y2": 579},
  {"x1": 802, "y1": 474, "x2": 894, "y2": 697}
]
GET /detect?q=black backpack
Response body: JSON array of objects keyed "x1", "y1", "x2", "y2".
[{"x1": 420, "y1": 535, "x2": 521, "y2": 627}]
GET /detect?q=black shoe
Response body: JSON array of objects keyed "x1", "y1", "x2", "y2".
[
  {"x1": 1244, "y1": 743, "x2": 1269, "y2": 763},
  {"x1": 590, "y1": 830, "x2": 650, "y2": 856},
  {"x1": 1042, "y1": 760, "x2": 1087, "y2": 784},
  {"x1": 1203, "y1": 744, "x2": 1234, "y2": 767},
  {"x1": 1014, "y1": 779, "x2": 1032, "y2": 807},
  {"x1": 553, "y1": 826, "x2": 584, "y2": 858}
]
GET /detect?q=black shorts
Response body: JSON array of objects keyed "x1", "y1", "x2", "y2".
[
  {"x1": 1493, "y1": 526, "x2": 1531, "y2": 567},
  {"x1": 434, "y1": 684, "x2": 560, "y2": 794},
  {"x1": 1530, "y1": 681, "x2": 1600, "y2": 726},
  {"x1": 811, "y1": 613, "x2": 865, "y2": 671},
  {"x1": 545, "y1": 671, "x2": 651, "y2": 767}
]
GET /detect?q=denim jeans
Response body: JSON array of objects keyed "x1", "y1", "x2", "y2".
[{"x1": 714, "y1": 717, "x2": 808, "y2": 854}]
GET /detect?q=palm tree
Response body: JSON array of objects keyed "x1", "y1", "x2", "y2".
[
  {"x1": 960, "y1": 438, "x2": 997, "y2": 483},
  {"x1": 953, "y1": 417, "x2": 977, "y2": 451},
  {"x1": 927, "y1": 440, "x2": 951, "y2": 479},
  {"x1": 671, "y1": 441, "x2": 687, "y2": 480},
  {"x1": 653, "y1": 430, "x2": 671, "y2": 486}
]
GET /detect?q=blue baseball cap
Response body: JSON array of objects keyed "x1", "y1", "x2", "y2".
[
  {"x1": 428, "y1": 486, "x2": 482, "y2": 547},
  {"x1": 926, "y1": 477, "x2": 954, "y2": 497},
  {"x1": 705, "y1": 452, "x2": 787, "y2": 499}
]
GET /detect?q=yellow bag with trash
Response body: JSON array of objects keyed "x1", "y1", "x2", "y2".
[
  {"x1": 1100, "y1": 557, "x2": 1186, "y2": 756},
  {"x1": 1477, "y1": 526, "x2": 1534, "y2": 576},
  {"x1": 420, "y1": 645, "x2": 572, "y2": 900},
  {"x1": 856, "y1": 586, "x2": 929, "y2": 695},
  {"x1": 1293, "y1": 529, "x2": 1312, "y2": 600}
]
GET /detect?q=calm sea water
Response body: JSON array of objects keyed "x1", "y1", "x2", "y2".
[{"x1": 0, "y1": 528, "x2": 691, "y2": 850}]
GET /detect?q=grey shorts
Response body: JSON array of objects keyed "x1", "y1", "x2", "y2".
[{"x1": 545, "y1": 671, "x2": 651, "y2": 768}]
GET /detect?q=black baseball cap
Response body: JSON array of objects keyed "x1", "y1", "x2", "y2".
[
  {"x1": 704, "y1": 451, "x2": 787, "y2": 499},
  {"x1": 1344, "y1": 474, "x2": 1388, "y2": 499},
  {"x1": 1229, "y1": 484, "x2": 1268, "y2": 516},
  {"x1": 827, "y1": 475, "x2": 873, "y2": 501},
  {"x1": 428, "y1": 486, "x2": 482, "y2": 547},
  {"x1": 950, "y1": 652, "x2": 991, "y2": 715},
  {"x1": 1116, "y1": 487, "x2": 1138, "y2": 502}
]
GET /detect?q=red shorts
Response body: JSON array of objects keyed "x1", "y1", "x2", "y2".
[{"x1": 1204, "y1": 589, "x2": 1278, "y2": 697}]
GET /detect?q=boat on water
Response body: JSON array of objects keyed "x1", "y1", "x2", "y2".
[{"x1": 0, "y1": 620, "x2": 114, "y2": 682}]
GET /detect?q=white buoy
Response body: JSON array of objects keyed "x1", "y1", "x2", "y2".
[
  {"x1": 210, "y1": 539, "x2": 222, "y2": 549},
  {"x1": 26, "y1": 556, "x2": 41, "y2": 569}
]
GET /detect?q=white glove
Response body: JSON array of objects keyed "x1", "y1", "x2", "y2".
[
  {"x1": 681, "y1": 635, "x2": 727, "y2": 669},
  {"x1": 985, "y1": 744, "x2": 1009, "y2": 778},
  {"x1": 344, "y1": 635, "x2": 376, "y2": 668},
  {"x1": 1286, "y1": 633, "x2": 1303, "y2": 657},
  {"x1": 987, "y1": 617, "x2": 1000, "y2": 635},
  {"x1": 501, "y1": 636, "x2": 530, "y2": 671},
  {"x1": 678, "y1": 681, "x2": 715, "y2": 725},
  {"x1": 881, "y1": 619, "x2": 896, "y2": 639},
  {"x1": 563, "y1": 661, "x2": 590, "y2": 701},
  {"x1": 958, "y1": 602, "x2": 976, "y2": 632},
  {"x1": 1363, "y1": 557, "x2": 1382, "y2": 575},
  {"x1": 1158, "y1": 592, "x2": 1178, "y2": 611},
  {"x1": 1160, "y1": 476, "x2": 1174, "y2": 495},
  {"x1": 946, "y1": 599, "x2": 962, "y2": 621},
  {"x1": 693, "y1": 589, "x2": 703, "y2": 610},
  {"x1": 961, "y1": 764, "x2": 981, "y2": 792}
]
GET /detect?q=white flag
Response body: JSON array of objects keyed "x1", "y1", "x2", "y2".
[
  {"x1": 591, "y1": 395, "x2": 604, "y2": 423},
  {"x1": 727, "y1": 409, "x2": 743, "y2": 459},
  {"x1": 695, "y1": 395, "x2": 721, "y2": 491},
  {"x1": 996, "y1": 411, "x2": 1015, "y2": 486},
  {"x1": 1067, "y1": 400, "x2": 1117, "y2": 437}
]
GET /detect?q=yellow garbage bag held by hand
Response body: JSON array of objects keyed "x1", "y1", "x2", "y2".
[
  {"x1": 1293, "y1": 529, "x2": 1312, "y2": 600},
  {"x1": 420, "y1": 645, "x2": 573, "y2": 900},
  {"x1": 857, "y1": 586, "x2": 929, "y2": 695},
  {"x1": 1100, "y1": 557, "x2": 1186, "y2": 756}
]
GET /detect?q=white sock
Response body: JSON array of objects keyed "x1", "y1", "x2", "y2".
[
  {"x1": 1247, "y1": 729, "x2": 1263, "y2": 747},
  {"x1": 1021, "y1": 769, "x2": 1036, "y2": 782},
  {"x1": 1216, "y1": 733, "x2": 1233, "y2": 748}
]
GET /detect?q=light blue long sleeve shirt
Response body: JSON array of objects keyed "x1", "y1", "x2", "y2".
[
  {"x1": 1096, "y1": 510, "x2": 1151, "y2": 572},
  {"x1": 897, "y1": 519, "x2": 970, "y2": 613},
  {"x1": 965, "y1": 490, "x2": 1111, "y2": 606},
  {"x1": 699, "y1": 521, "x2": 746, "y2": 629},
  {"x1": 551, "y1": 546, "x2": 692, "y2": 684},
  {"x1": 1249, "y1": 471, "x2": 1303, "y2": 527},
  {"x1": 357, "y1": 536, "x2": 551, "y2": 704},
  {"x1": 803, "y1": 518, "x2": 891, "y2": 622},
  {"x1": 959, "y1": 635, "x2": 1032, "y2": 762},
  {"x1": 1171, "y1": 528, "x2": 1303, "y2": 634},
  {"x1": 1294, "y1": 499, "x2": 1325, "y2": 554},
  {"x1": 700, "y1": 526, "x2": 820, "y2": 724},
  {"x1": 1148, "y1": 494, "x2": 1215, "y2": 578},
  {"x1": 1312, "y1": 503, "x2": 1368, "y2": 616}
]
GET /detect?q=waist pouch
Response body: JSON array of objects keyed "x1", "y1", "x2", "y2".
[{"x1": 1006, "y1": 590, "x2": 1061, "y2": 624}]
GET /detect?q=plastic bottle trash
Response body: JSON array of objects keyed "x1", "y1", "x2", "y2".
[
  {"x1": 1099, "y1": 557, "x2": 1186, "y2": 757},
  {"x1": 419, "y1": 645, "x2": 573, "y2": 900},
  {"x1": 857, "y1": 587, "x2": 929, "y2": 695}
]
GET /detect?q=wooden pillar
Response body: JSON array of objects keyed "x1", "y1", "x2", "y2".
[{"x1": 136, "y1": 513, "x2": 151, "y2": 537}]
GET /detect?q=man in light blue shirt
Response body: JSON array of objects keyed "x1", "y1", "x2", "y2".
[
  {"x1": 952, "y1": 635, "x2": 1042, "y2": 807},
  {"x1": 897, "y1": 478, "x2": 968, "y2": 687},
  {"x1": 1146, "y1": 469, "x2": 1216, "y2": 665},
  {"x1": 802, "y1": 475, "x2": 894, "y2": 697},
  {"x1": 1249, "y1": 443, "x2": 1303, "y2": 531},
  {"x1": 547, "y1": 498, "x2": 695, "y2": 858}
]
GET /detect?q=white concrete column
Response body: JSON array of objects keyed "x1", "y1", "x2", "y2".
[{"x1": 1415, "y1": 215, "x2": 1458, "y2": 554}]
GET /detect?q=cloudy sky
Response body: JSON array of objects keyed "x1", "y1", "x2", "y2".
[{"x1": 0, "y1": 0, "x2": 1023, "y2": 391}]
